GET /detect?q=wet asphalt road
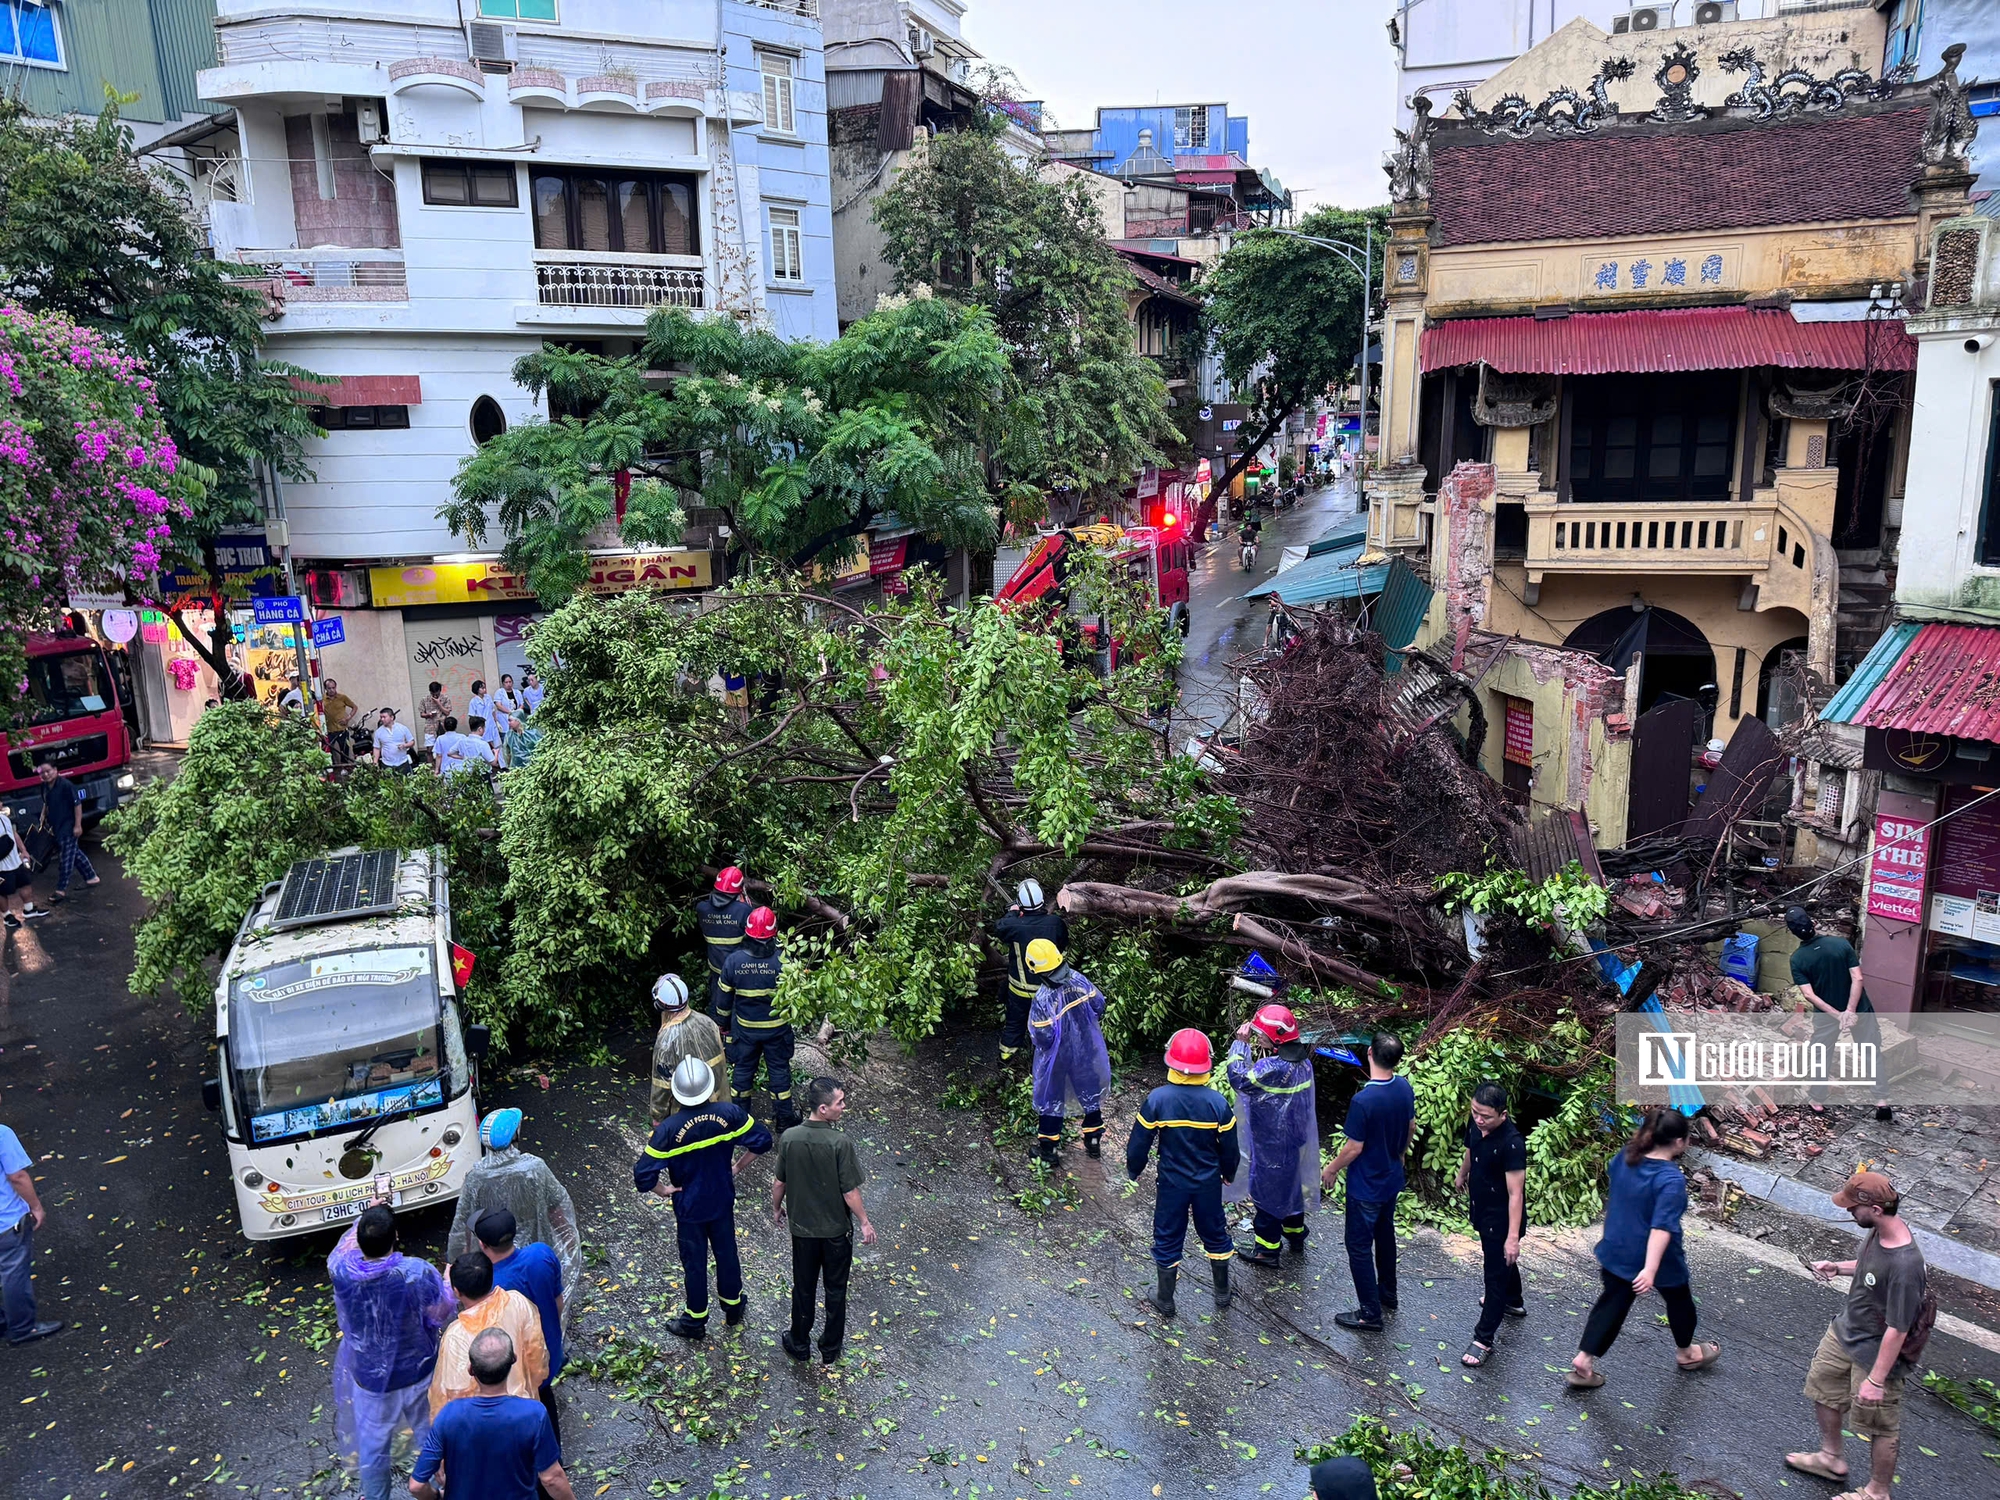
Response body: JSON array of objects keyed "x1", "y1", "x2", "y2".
[
  {"x1": 1176, "y1": 479, "x2": 1361, "y2": 738},
  {"x1": 4, "y1": 850, "x2": 1999, "y2": 1500}
]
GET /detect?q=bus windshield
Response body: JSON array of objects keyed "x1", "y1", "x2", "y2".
[{"x1": 229, "y1": 946, "x2": 444, "y2": 1145}]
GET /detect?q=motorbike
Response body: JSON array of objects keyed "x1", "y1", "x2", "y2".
[{"x1": 1239, "y1": 537, "x2": 1259, "y2": 571}]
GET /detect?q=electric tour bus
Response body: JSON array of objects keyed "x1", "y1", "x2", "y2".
[{"x1": 204, "y1": 847, "x2": 490, "y2": 1239}]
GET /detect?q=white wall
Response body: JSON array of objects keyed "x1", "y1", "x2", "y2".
[{"x1": 1897, "y1": 323, "x2": 2000, "y2": 616}]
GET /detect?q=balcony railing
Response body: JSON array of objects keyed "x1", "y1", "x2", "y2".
[
  {"x1": 235, "y1": 248, "x2": 407, "y2": 303},
  {"x1": 534, "y1": 253, "x2": 705, "y2": 310},
  {"x1": 1523, "y1": 495, "x2": 1818, "y2": 599},
  {"x1": 742, "y1": 0, "x2": 819, "y2": 15}
]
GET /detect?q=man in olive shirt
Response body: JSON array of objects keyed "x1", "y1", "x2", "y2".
[
  {"x1": 1785, "y1": 906, "x2": 1887, "y2": 1119},
  {"x1": 1787, "y1": 1171, "x2": 1927, "y2": 1500},
  {"x1": 771, "y1": 1077, "x2": 876, "y2": 1363}
]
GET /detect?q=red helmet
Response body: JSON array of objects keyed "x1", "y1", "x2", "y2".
[
  {"x1": 744, "y1": 906, "x2": 777, "y2": 940},
  {"x1": 1164, "y1": 1028, "x2": 1213, "y2": 1074},
  {"x1": 1250, "y1": 1004, "x2": 1300, "y2": 1045},
  {"x1": 715, "y1": 866, "x2": 745, "y2": 895}
]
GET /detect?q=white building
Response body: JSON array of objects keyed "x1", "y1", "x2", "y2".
[{"x1": 180, "y1": 0, "x2": 840, "y2": 720}]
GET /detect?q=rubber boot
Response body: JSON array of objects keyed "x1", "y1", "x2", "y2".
[
  {"x1": 722, "y1": 1295, "x2": 748, "y2": 1328},
  {"x1": 1212, "y1": 1260, "x2": 1232, "y2": 1311},
  {"x1": 1237, "y1": 1241, "x2": 1282, "y2": 1269},
  {"x1": 1145, "y1": 1265, "x2": 1178, "y2": 1320},
  {"x1": 1034, "y1": 1139, "x2": 1060, "y2": 1169},
  {"x1": 664, "y1": 1312, "x2": 707, "y2": 1342},
  {"x1": 1082, "y1": 1131, "x2": 1102, "y2": 1160}
]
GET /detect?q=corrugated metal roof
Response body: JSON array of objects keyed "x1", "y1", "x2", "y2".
[
  {"x1": 1374, "y1": 558, "x2": 1434, "y2": 658},
  {"x1": 151, "y1": 0, "x2": 223, "y2": 122},
  {"x1": 1306, "y1": 512, "x2": 1369, "y2": 557},
  {"x1": 1243, "y1": 553, "x2": 1388, "y2": 605},
  {"x1": 1421, "y1": 306, "x2": 1915, "y2": 376},
  {"x1": 1822, "y1": 622, "x2": 1921, "y2": 724},
  {"x1": 1819, "y1": 622, "x2": 2000, "y2": 739}
]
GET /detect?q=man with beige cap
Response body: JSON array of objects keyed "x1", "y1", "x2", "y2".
[{"x1": 1785, "y1": 1170, "x2": 1930, "y2": 1500}]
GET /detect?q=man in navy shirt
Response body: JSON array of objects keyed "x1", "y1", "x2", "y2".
[
  {"x1": 34, "y1": 759, "x2": 98, "y2": 901},
  {"x1": 1322, "y1": 1032, "x2": 1416, "y2": 1331},
  {"x1": 476, "y1": 1209, "x2": 564, "y2": 1445},
  {"x1": 409, "y1": 1327, "x2": 573, "y2": 1500}
]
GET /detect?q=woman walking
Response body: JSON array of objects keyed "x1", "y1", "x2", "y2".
[{"x1": 1567, "y1": 1108, "x2": 1719, "y2": 1388}]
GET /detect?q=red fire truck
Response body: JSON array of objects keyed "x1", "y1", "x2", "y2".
[
  {"x1": 997, "y1": 521, "x2": 1196, "y2": 670},
  {"x1": 2, "y1": 633, "x2": 137, "y2": 833}
]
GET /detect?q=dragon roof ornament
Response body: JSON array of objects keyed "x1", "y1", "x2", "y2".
[{"x1": 1453, "y1": 57, "x2": 1635, "y2": 138}]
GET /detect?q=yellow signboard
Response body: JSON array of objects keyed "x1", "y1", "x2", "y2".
[{"x1": 368, "y1": 551, "x2": 713, "y2": 609}]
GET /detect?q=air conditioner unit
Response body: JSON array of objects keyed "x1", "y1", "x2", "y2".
[
  {"x1": 1691, "y1": 1, "x2": 1737, "y2": 23},
  {"x1": 1611, "y1": 5, "x2": 1672, "y2": 33},
  {"x1": 356, "y1": 100, "x2": 383, "y2": 144},
  {"x1": 908, "y1": 26, "x2": 935, "y2": 57},
  {"x1": 465, "y1": 21, "x2": 518, "y2": 73}
]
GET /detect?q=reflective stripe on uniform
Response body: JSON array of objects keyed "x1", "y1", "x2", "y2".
[
  {"x1": 733, "y1": 1015, "x2": 789, "y2": 1030},
  {"x1": 1134, "y1": 1112, "x2": 1235, "y2": 1131},
  {"x1": 1204, "y1": 1247, "x2": 1235, "y2": 1261},
  {"x1": 730, "y1": 987, "x2": 776, "y2": 999},
  {"x1": 1029, "y1": 995, "x2": 1094, "y2": 1028},
  {"x1": 1255, "y1": 1234, "x2": 1281, "y2": 1250},
  {"x1": 683, "y1": 1305, "x2": 709, "y2": 1319},
  {"x1": 643, "y1": 1116, "x2": 755, "y2": 1160},
  {"x1": 1251, "y1": 1078, "x2": 1312, "y2": 1096}
]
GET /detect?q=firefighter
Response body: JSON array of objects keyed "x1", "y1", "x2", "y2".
[
  {"x1": 1127, "y1": 1028, "x2": 1240, "y2": 1319},
  {"x1": 1025, "y1": 938, "x2": 1111, "y2": 1166},
  {"x1": 697, "y1": 867, "x2": 754, "y2": 1013},
  {"x1": 991, "y1": 879, "x2": 1068, "y2": 1065},
  {"x1": 634, "y1": 1057, "x2": 773, "y2": 1341},
  {"x1": 718, "y1": 906, "x2": 797, "y2": 1130},
  {"x1": 649, "y1": 973, "x2": 729, "y2": 1124},
  {"x1": 1226, "y1": 1004, "x2": 1320, "y2": 1268}
]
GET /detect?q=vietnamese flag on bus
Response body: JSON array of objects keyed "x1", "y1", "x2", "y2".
[{"x1": 450, "y1": 943, "x2": 477, "y2": 989}]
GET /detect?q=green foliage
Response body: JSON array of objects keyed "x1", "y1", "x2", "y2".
[
  {"x1": 1083, "y1": 928, "x2": 1233, "y2": 1064},
  {"x1": 1199, "y1": 206, "x2": 1385, "y2": 500},
  {"x1": 1012, "y1": 1158, "x2": 1081, "y2": 1217},
  {"x1": 871, "y1": 118, "x2": 1178, "y2": 505},
  {"x1": 0, "y1": 99, "x2": 321, "y2": 545},
  {"x1": 1921, "y1": 1370, "x2": 2000, "y2": 1450},
  {"x1": 106, "y1": 704, "x2": 525, "y2": 1041},
  {"x1": 1301, "y1": 1415, "x2": 1712, "y2": 1499},
  {"x1": 442, "y1": 298, "x2": 1009, "y2": 600},
  {"x1": 1436, "y1": 860, "x2": 1611, "y2": 932}
]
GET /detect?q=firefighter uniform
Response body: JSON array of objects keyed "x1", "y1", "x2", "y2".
[
  {"x1": 1127, "y1": 1075, "x2": 1240, "y2": 1270},
  {"x1": 1225, "y1": 1038, "x2": 1317, "y2": 1257},
  {"x1": 635, "y1": 1099, "x2": 773, "y2": 1329},
  {"x1": 697, "y1": 890, "x2": 754, "y2": 1011},
  {"x1": 717, "y1": 935, "x2": 795, "y2": 1128},
  {"x1": 992, "y1": 908, "x2": 1068, "y2": 1061}
]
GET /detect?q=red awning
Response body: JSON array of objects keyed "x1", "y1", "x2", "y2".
[
  {"x1": 295, "y1": 375, "x2": 424, "y2": 407},
  {"x1": 1420, "y1": 306, "x2": 1914, "y2": 376},
  {"x1": 1836, "y1": 623, "x2": 2000, "y2": 741},
  {"x1": 1174, "y1": 170, "x2": 1238, "y2": 185}
]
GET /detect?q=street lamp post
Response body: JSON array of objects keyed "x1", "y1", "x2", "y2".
[{"x1": 1256, "y1": 224, "x2": 1373, "y2": 468}]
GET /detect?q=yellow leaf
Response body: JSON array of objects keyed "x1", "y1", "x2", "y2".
[
  {"x1": 104, "y1": 1156, "x2": 128, "y2": 1164},
  {"x1": 596, "y1": 1487, "x2": 612, "y2": 1497},
  {"x1": 123, "y1": 1463, "x2": 136, "y2": 1473}
]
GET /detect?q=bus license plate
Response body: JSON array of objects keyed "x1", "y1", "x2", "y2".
[{"x1": 321, "y1": 1194, "x2": 398, "y2": 1223}]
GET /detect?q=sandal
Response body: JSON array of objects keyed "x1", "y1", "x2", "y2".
[
  {"x1": 1565, "y1": 1366, "x2": 1604, "y2": 1389},
  {"x1": 1676, "y1": 1342, "x2": 1721, "y2": 1371},
  {"x1": 1461, "y1": 1341, "x2": 1491, "y2": 1368},
  {"x1": 1784, "y1": 1452, "x2": 1849, "y2": 1483}
]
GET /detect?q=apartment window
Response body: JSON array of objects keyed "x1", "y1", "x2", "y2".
[
  {"x1": 1566, "y1": 373, "x2": 1735, "y2": 505},
  {"x1": 760, "y1": 53, "x2": 796, "y2": 137},
  {"x1": 768, "y1": 206, "x2": 803, "y2": 282},
  {"x1": 1172, "y1": 105, "x2": 1207, "y2": 150},
  {"x1": 312, "y1": 405, "x2": 412, "y2": 430},
  {"x1": 532, "y1": 168, "x2": 699, "y2": 254},
  {"x1": 1979, "y1": 384, "x2": 2000, "y2": 565},
  {"x1": 0, "y1": 0, "x2": 61, "y2": 66},
  {"x1": 477, "y1": 0, "x2": 557, "y2": 19},
  {"x1": 421, "y1": 159, "x2": 520, "y2": 208}
]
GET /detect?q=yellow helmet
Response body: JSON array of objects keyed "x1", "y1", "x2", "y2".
[{"x1": 1025, "y1": 938, "x2": 1065, "y2": 975}]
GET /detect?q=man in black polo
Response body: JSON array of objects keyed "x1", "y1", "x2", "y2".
[
  {"x1": 771, "y1": 1076, "x2": 876, "y2": 1363},
  {"x1": 1455, "y1": 1081, "x2": 1527, "y2": 1368}
]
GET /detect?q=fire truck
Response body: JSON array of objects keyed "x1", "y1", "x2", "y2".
[
  {"x1": 997, "y1": 519, "x2": 1196, "y2": 671},
  {"x1": 3, "y1": 632, "x2": 138, "y2": 833}
]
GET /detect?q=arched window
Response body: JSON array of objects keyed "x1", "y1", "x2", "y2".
[{"x1": 470, "y1": 396, "x2": 507, "y2": 446}]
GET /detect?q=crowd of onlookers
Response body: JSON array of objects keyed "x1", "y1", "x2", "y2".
[{"x1": 275, "y1": 668, "x2": 547, "y2": 781}]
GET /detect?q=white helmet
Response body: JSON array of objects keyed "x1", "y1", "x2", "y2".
[
  {"x1": 671, "y1": 1056, "x2": 715, "y2": 1107},
  {"x1": 652, "y1": 973, "x2": 690, "y2": 1011},
  {"x1": 1015, "y1": 878, "x2": 1045, "y2": 911}
]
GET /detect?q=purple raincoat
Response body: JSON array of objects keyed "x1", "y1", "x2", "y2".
[
  {"x1": 1028, "y1": 966, "x2": 1113, "y2": 1117},
  {"x1": 328, "y1": 1225, "x2": 454, "y2": 1500},
  {"x1": 1223, "y1": 1039, "x2": 1321, "y2": 1214}
]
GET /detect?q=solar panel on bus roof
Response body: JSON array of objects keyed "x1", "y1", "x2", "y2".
[{"x1": 270, "y1": 848, "x2": 403, "y2": 931}]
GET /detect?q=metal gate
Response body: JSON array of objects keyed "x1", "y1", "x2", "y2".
[{"x1": 1627, "y1": 696, "x2": 1701, "y2": 841}]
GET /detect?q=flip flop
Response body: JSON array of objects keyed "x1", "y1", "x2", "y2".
[
  {"x1": 1461, "y1": 1341, "x2": 1491, "y2": 1367},
  {"x1": 1784, "y1": 1452, "x2": 1849, "y2": 1483},
  {"x1": 1565, "y1": 1367, "x2": 1604, "y2": 1389},
  {"x1": 1677, "y1": 1341, "x2": 1722, "y2": 1372}
]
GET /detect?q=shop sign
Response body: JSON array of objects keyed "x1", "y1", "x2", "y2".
[
  {"x1": 311, "y1": 616, "x2": 347, "y2": 648},
  {"x1": 70, "y1": 590, "x2": 126, "y2": 611},
  {"x1": 157, "y1": 531, "x2": 287, "y2": 602},
  {"x1": 880, "y1": 574, "x2": 910, "y2": 597},
  {"x1": 1502, "y1": 700, "x2": 1533, "y2": 767},
  {"x1": 102, "y1": 609, "x2": 139, "y2": 644},
  {"x1": 584, "y1": 550, "x2": 713, "y2": 593},
  {"x1": 368, "y1": 562, "x2": 536, "y2": 609},
  {"x1": 869, "y1": 537, "x2": 908, "y2": 577},
  {"x1": 1866, "y1": 812, "x2": 1929, "y2": 925},
  {"x1": 140, "y1": 609, "x2": 169, "y2": 645},
  {"x1": 1580, "y1": 248, "x2": 1732, "y2": 296},
  {"x1": 1928, "y1": 788, "x2": 2000, "y2": 940}
]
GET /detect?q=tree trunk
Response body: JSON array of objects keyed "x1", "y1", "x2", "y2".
[
  {"x1": 1203, "y1": 396, "x2": 1298, "y2": 514},
  {"x1": 169, "y1": 589, "x2": 251, "y2": 701}
]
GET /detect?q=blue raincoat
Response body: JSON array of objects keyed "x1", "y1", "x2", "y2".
[
  {"x1": 328, "y1": 1225, "x2": 454, "y2": 1500},
  {"x1": 1223, "y1": 1039, "x2": 1321, "y2": 1216},
  {"x1": 1028, "y1": 966, "x2": 1112, "y2": 1117}
]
